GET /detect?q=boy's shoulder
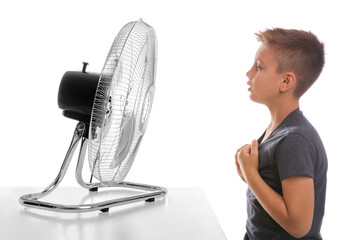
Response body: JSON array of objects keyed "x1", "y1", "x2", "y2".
[
  {"x1": 260, "y1": 108, "x2": 324, "y2": 155},
  {"x1": 281, "y1": 108, "x2": 320, "y2": 144}
]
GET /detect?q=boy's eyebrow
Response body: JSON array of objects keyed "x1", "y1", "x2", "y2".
[{"x1": 256, "y1": 58, "x2": 265, "y2": 64}]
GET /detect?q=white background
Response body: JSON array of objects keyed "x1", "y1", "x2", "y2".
[{"x1": 1, "y1": 0, "x2": 359, "y2": 239}]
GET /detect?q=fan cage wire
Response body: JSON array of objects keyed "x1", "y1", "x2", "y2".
[{"x1": 88, "y1": 20, "x2": 157, "y2": 186}]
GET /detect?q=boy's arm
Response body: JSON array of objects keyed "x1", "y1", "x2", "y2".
[{"x1": 236, "y1": 140, "x2": 314, "y2": 238}]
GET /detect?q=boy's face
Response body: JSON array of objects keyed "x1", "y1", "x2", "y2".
[{"x1": 246, "y1": 44, "x2": 284, "y2": 105}]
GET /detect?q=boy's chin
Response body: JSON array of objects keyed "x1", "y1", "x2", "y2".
[
  {"x1": 249, "y1": 94, "x2": 264, "y2": 104},
  {"x1": 249, "y1": 93, "x2": 258, "y2": 102}
]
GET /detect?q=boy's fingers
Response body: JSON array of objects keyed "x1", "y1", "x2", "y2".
[
  {"x1": 250, "y1": 139, "x2": 258, "y2": 154},
  {"x1": 235, "y1": 159, "x2": 246, "y2": 183},
  {"x1": 236, "y1": 144, "x2": 248, "y2": 153},
  {"x1": 243, "y1": 145, "x2": 251, "y2": 154},
  {"x1": 235, "y1": 144, "x2": 249, "y2": 160}
]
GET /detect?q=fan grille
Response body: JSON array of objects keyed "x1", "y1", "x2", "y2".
[{"x1": 88, "y1": 20, "x2": 157, "y2": 185}]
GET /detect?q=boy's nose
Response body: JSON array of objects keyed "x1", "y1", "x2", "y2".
[{"x1": 246, "y1": 69, "x2": 252, "y2": 79}]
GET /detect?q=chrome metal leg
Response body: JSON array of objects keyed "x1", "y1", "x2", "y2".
[
  {"x1": 19, "y1": 122, "x2": 85, "y2": 202},
  {"x1": 75, "y1": 137, "x2": 100, "y2": 189},
  {"x1": 19, "y1": 122, "x2": 167, "y2": 213}
]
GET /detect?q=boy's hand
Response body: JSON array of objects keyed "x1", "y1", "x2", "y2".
[
  {"x1": 235, "y1": 139, "x2": 259, "y2": 182},
  {"x1": 235, "y1": 144, "x2": 248, "y2": 182}
]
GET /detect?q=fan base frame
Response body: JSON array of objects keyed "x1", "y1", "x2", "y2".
[{"x1": 19, "y1": 122, "x2": 167, "y2": 213}]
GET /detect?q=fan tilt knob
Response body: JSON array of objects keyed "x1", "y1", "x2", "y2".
[{"x1": 82, "y1": 62, "x2": 89, "y2": 73}]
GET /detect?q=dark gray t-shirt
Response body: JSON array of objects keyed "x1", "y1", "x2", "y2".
[{"x1": 246, "y1": 108, "x2": 327, "y2": 240}]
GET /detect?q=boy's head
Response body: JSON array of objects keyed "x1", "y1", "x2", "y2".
[{"x1": 246, "y1": 28, "x2": 325, "y2": 103}]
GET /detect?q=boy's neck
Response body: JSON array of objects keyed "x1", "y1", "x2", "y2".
[{"x1": 266, "y1": 99, "x2": 299, "y2": 131}]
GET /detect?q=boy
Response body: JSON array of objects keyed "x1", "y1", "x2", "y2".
[{"x1": 235, "y1": 28, "x2": 327, "y2": 239}]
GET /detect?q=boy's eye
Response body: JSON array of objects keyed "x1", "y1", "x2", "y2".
[{"x1": 256, "y1": 65, "x2": 261, "y2": 70}]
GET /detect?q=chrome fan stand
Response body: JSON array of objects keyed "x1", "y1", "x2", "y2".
[{"x1": 19, "y1": 122, "x2": 167, "y2": 213}]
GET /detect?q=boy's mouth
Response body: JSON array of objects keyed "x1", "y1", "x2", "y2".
[
  {"x1": 247, "y1": 82, "x2": 252, "y2": 91},
  {"x1": 247, "y1": 80, "x2": 252, "y2": 87}
]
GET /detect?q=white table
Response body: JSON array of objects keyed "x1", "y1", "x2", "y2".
[{"x1": 0, "y1": 187, "x2": 227, "y2": 240}]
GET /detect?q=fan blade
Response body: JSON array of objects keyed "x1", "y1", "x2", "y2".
[{"x1": 110, "y1": 113, "x2": 134, "y2": 169}]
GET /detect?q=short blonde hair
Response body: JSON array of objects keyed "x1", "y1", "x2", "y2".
[{"x1": 255, "y1": 28, "x2": 325, "y2": 98}]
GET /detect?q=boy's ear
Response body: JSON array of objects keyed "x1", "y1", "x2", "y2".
[{"x1": 279, "y1": 72, "x2": 296, "y2": 93}]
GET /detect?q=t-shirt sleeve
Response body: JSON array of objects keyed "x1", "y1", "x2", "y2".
[{"x1": 274, "y1": 133, "x2": 314, "y2": 181}]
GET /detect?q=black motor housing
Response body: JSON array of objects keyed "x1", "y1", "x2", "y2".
[{"x1": 58, "y1": 65, "x2": 100, "y2": 127}]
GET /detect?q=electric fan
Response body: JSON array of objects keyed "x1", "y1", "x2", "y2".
[{"x1": 19, "y1": 19, "x2": 167, "y2": 212}]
